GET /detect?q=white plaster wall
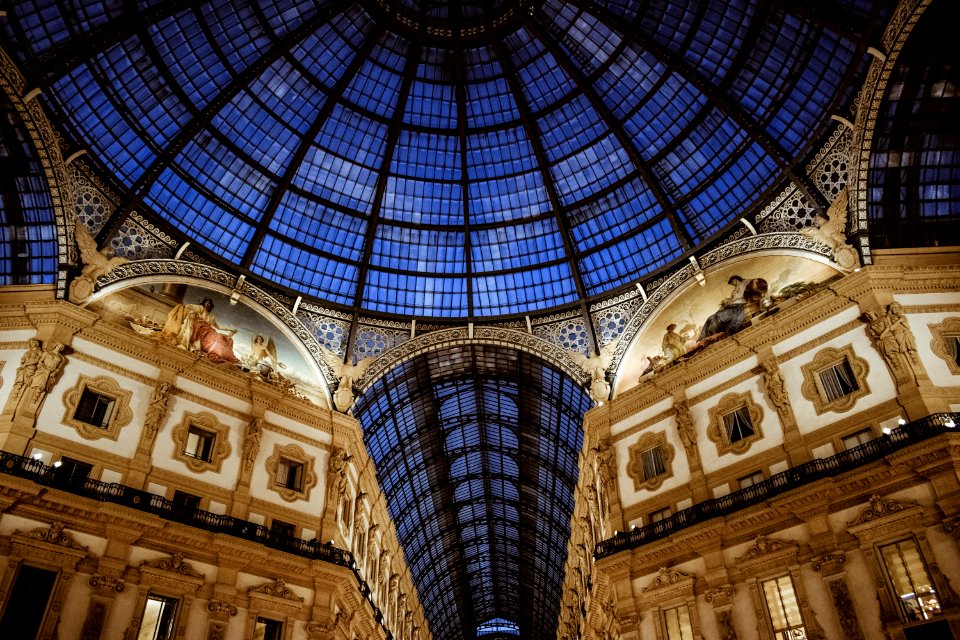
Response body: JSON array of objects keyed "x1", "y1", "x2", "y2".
[
  {"x1": 772, "y1": 306, "x2": 861, "y2": 357},
  {"x1": 901, "y1": 309, "x2": 960, "y2": 388},
  {"x1": 615, "y1": 415, "x2": 690, "y2": 510},
  {"x1": 151, "y1": 394, "x2": 245, "y2": 490},
  {"x1": 266, "y1": 410, "x2": 333, "y2": 446},
  {"x1": 58, "y1": 574, "x2": 92, "y2": 640},
  {"x1": 34, "y1": 352, "x2": 153, "y2": 459},
  {"x1": 610, "y1": 396, "x2": 673, "y2": 436},
  {"x1": 72, "y1": 336, "x2": 161, "y2": 379},
  {"x1": 690, "y1": 374, "x2": 784, "y2": 477},
  {"x1": 176, "y1": 376, "x2": 251, "y2": 414},
  {"x1": 685, "y1": 354, "x2": 759, "y2": 399},
  {"x1": 778, "y1": 325, "x2": 896, "y2": 435},
  {"x1": 251, "y1": 427, "x2": 330, "y2": 512}
]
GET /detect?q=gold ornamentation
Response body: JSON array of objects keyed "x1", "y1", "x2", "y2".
[
  {"x1": 736, "y1": 534, "x2": 795, "y2": 562},
  {"x1": 641, "y1": 566, "x2": 693, "y2": 592},
  {"x1": 929, "y1": 317, "x2": 960, "y2": 375},
  {"x1": 17, "y1": 521, "x2": 87, "y2": 551},
  {"x1": 704, "y1": 585, "x2": 735, "y2": 605},
  {"x1": 848, "y1": 494, "x2": 917, "y2": 526},
  {"x1": 800, "y1": 345, "x2": 870, "y2": 414},
  {"x1": 248, "y1": 578, "x2": 304, "y2": 602},
  {"x1": 266, "y1": 443, "x2": 318, "y2": 503},
  {"x1": 707, "y1": 391, "x2": 764, "y2": 456},
  {"x1": 141, "y1": 553, "x2": 203, "y2": 578},
  {"x1": 61, "y1": 374, "x2": 133, "y2": 441},
  {"x1": 812, "y1": 552, "x2": 847, "y2": 574},
  {"x1": 171, "y1": 411, "x2": 232, "y2": 474},
  {"x1": 206, "y1": 600, "x2": 238, "y2": 616}
]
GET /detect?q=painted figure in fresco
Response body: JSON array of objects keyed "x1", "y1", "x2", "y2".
[
  {"x1": 698, "y1": 276, "x2": 768, "y2": 342},
  {"x1": 160, "y1": 298, "x2": 239, "y2": 364},
  {"x1": 661, "y1": 323, "x2": 686, "y2": 363},
  {"x1": 246, "y1": 334, "x2": 284, "y2": 374}
]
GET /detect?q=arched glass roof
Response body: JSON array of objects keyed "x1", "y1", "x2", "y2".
[
  {"x1": 1, "y1": 0, "x2": 887, "y2": 319},
  {"x1": 354, "y1": 345, "x2": 592, "y2": 640}
]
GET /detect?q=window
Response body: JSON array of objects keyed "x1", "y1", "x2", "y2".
[
  {"x1": 819, "y1": 359, "x2": 859, "y2": 402},
  {"x1": 275, "y1": 459, "x2": 304, "y2": 491},
  {"x1": 54, "y1": 456, "x2": 93, "y2": 483},
  {"x1": 172, "y1": 491, "x2": 200, "y2": 511},
  {"x1": 0, "y1": 564, "x2": 57, "y2": 638},
  {"x1": 183, "y1": 426, "x2": 215, "y2": 462},
  {"x1": 639, "y1": 446, "x2": 667, "y2": 481},
  {"x1": 708, "y1": 392, "x2": 764, "y2": 455},
  {"x1": 137, "y1": 594, "x2": 179, "y2": 640},
  {"x1": 270, "y1": 519, "x2": 295, "y2": 539},
  {"x1": 74, "y1": 389, "x2": 115, "y2": 429},
  {"x1": 254, "y1": 617, "x2": 283, "y2": 640},
  {"x1": 650, "y1": 507, "x2": 672, "y2": 523},
  {"x1": 930, "y1": 318, "x2": 960, "y2": 374},
  {"x1": 662, "y1": 604, "x2": 695, "y2": 640},
  {"x1": 761, "y1": 575, "x2": 807, "y2": 640},
  {"x1": 738, "y1": 471, "x2": 765, "y2": 488},
  {"x1": 879, "y1": 538, "x2": 941, "y2": 622},
  {"x1": 801, "y1": 346, "x2": 870, "y2": 414},
  {"x1": 842, "y1": 428, "x2": 875, "y2": 450},
  {"x1": 477, "y1": 617, "x2": 520, "y2": 636},
  {"x1": 723, "y1": 406, "x2": 754, "y2": 443}
]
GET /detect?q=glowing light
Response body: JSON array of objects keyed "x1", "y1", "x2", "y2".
[
  {"x1": 53, "y1": 461, "x2": 62, "y2": 468},
  {"x1": 898, "y1": 418, "x2": 906, "y2": 425},
  {"x1": 882, "y1": 427, "x2": 892, "y2": 435},
  {"x1": 946, "y1": 420, "x2": 956, "y2": 429},
  {"x1": 32, "y1": 453, "x2": 42, "y2": 460}
]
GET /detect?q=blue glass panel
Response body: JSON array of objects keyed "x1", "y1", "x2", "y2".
[
  {"x1": 201, "y1": 0, "x2": 270, "y2": 74},
  {"x1": 50, "y1": 65, "x2": 155, "y2": 183},
  {"x1": 211, "y1": 91, "x2": 299, "y2": 174},
  {"x1": 269, "y1": 191, "x2": 366, "y2": 261},
  {"x1": 657, "y1": 110, "x2": 745, "y2": 195},
  {"x1": 370, "y1": 224, "x2": 466, "y2": 272},
  {"x1": 567, "y1": 178, "x2": 662, "y2": 250},
  {"x1": 292, "y1": 7, "x2": 371, "y2": 89},
  {"x1": 146, "y1": 169, "x2": 254, "y2": 262},
  {"x1": 579, "y1": 223, "x2": 680, "y2": 293},
  {"x1": 292, "y1": 146, "x2": 378, "y2": 212},
  {"x1": 391, "y1": 131, "x2": 461, "y2": 181},
  {"x1": 468, "y1": 172, "x2": 551, "y2": 225},
  {"x1": 178, "y1": 137, "x2": 275, "y2": 213},
  {"x1": 514, "y1": 49, "x2": 576, "y2": 113},
  {"x1": 249, "y1": 59, "x2": 327, "y2": 134},
  {"x1": 685, "y1": 143, "x2": 778, "y2": 238},
  {"x1": 463, "y1": 45, "x2": 500, "y2": 81},
  {"x1": 682, "y1": 1, "x2": 754, "y2": 78},
  {"x1": 151, "y1": 11, "x2": 231, "y2": 110},
  {"x1": 595, "y1": 46, "x2": 667, "y2": 119},
  {"x1": 623, "y1": 73, "x2": 706, "y2": 159},
  {"x1": 465, "y1": 77, "x2": 520, "y2": 128},
  {"x1": 537, "y1": 95, "x2": 606, "y2": 163},
  {"x1": 471, "y1": 219, "x2": 564, "y2": 271},
  {"x1": 250, "y1": 235, "x2": 357, "y2": 303},
  {"x1": 259, "y1": 0, "x2": 322, "y2": 37},
  {"x1": 12, "y1": 0, "x2": 69, "y2": 56},
  {"x1": 341, "y1": 33, "x2": 408, "y2": 117},
  {"x1": 548, "y1": 134, "x2": 632, "y2": 205},
  {"x1": 641, "y1": 0, "x2": 696, "y2": 52},
  {"x1": 381, "y1": 177, "x2": 462, "y2": 225},
  {"x1": 466, "y1": 127, "x2": 537, "y2": 179},
  {"x1": 314, "y1": 104, "x2": 389, "y2": 168},
  {"x1": 97, "y1": 38, "x2": 191, "y2": 148},
  {"x1": 472, "y1": 263, "x2": 578, "y2": 316},
  {"x1": 363, "y1": 271, "x2": 467, "y2": 317}
]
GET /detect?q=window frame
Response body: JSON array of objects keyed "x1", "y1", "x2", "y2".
[
  {"x1": 626, "y1": 431, "x2": 675, "y2": 491},
  {"x1": 930, "y1": 317, "x2": 960, "y2": 375},
  {"x1": 266, "y1": 443, "x2": 318, "y2": 503},
  {"x1": 137, "y1": 592, "x2": 180, "y2": 640},
  {"x1": 877, "y1": 537, "x2": 943, "y2": 623},
  {"x1": 759, "y1": 573, "x2": 809, "y2": 640},
  {"x1": 800, "y1": 345, "x2": 870, "y2": 414},
  {"x1": 171, "y1": 411, "x2": 232, "y2": 474},
  {"x1": 841, "y1": 427, "x2": 876, "y2": 450},
  {"x1": 61, "y1": 375, "x2": 133, "y2": 441},
  {"x1": 707, "y1": 392, "x2": 764, "y2": 456}
]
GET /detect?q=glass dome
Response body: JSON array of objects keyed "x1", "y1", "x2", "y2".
[{"x1": 2, "y1": 0, "x2": 882, "y2": 319}]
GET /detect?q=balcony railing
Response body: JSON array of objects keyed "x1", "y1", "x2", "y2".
[
  {"x1": 0, "y1": 451, "x2": 396, "y2": 638},
  {"x1": 596, "y1": 412, "x2": 959, "y2": 559}
]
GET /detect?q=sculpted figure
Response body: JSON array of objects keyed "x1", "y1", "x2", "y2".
[
  {"x1": 12, "y1": 338, "x2": 43, "y2": 401},
  {"x1": 327, "y1": 448, "x2": 352, "y2": 498},
  {"x1": 27, "y1": 342, "x2": 66, "y2": 405},
  {"x1": 144, "y1": 382, "x2": 172, "y2": 437},
  {"x1": 865, "y1": 304, "x2": 920, "y2": 379},
  {"x1": 320, "y1": 348, "x2": 376, "y2": 412},
  {"x1": 674, "y1": 399, "x2": 697, "y2": 455},
  {"x1": 69, "y1": 218, "x2": 129, "y2": 303},
  {"x1": 241, "y1": 417, "x2": 263, "y2": 472},
  {"x1": 567, "y1": 337, "x2": 620, "y2": 404},
  {"x1": 761, "y1": 361, "x2": 790, "y2": 417},
  {"x1": 887, "y1": 302, "x2": 919, "y2": 364},
  {"x1": 800, "y1": 191, "x2": 859, "y2": 272}
]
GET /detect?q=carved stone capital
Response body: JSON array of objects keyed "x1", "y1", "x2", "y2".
[
  {"x1": 89, "y1": 574, "x2": 125, "y2": 595},
  {"x1": 704, "y1": 585, "x2": 736, "y2": 607},
  {"x1": 206, "y1": 599, "x2": 238, "y2": 620},
  {"x1": 812, "y1": 552, "x2": 847, "y2": 576}
]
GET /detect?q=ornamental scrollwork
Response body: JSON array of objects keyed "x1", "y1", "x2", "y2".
[
  {"x1": 248, "y1": 578, "x2": 304, "y2": 602},
  {"x1": 16, "y1": 521, "x2": 88, "y2": 551}
]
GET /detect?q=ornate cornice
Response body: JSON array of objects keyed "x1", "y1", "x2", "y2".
[
  {"x1": 141, "y1": 552, "x2": 204, "y2": 578},
  {"x1": 15, "y1": 521, "x2": 87, "y2": 551},
  {"x1": 248, "y1": 578, "x2": 305, "y2": 602},
  {"x1": 848, "y1": 494, "x2": 919, "y2": 526}
]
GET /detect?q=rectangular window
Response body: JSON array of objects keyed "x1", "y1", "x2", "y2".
[
  {"x1": 761, "y1": 575, "x2": 807, "y2": 640},
  {"x1": 640, "y1": 446, "x2": 667, "y2": 481},
  {"x1": 137, "y1": 594, "x2": 179, "y2": 640},
  {"x1": 172, "y1": 490, "x2": 200, "y2": 511},
  {"x1": 276, "y1": 459, "x2": 304, "y2": 491},
  {"x1": 254, "y1": 617, "x2": 283, "y2": 640},
  {"x1": 662, "y1": 604, "x2": 695, "y2": 640},
  {"x1": 74, "y1": 389, "x2": 115, "y2": 429},
  {"x1": 0, "y1": 564, "x2": 58, "y2": 638},
  {"x1": 738, "y1": 471, "x2": 765, "y2": 488},
  {"x1": 879, "y1": 538, "x2": 942, "y2": 622},
  {"x1": 54, "y1": 456, "x2": 93, "y2": 483},
  {"x1": 649, "y1": 506, "x2": 672, "y2": 523},
  {"x1": 184, "y1": 426, "x2": 215, "y2": 462},
  {"x1": 722, "y1": 406, "x2": 754, "y2": 443},
  {"x1": 842, "y1": 428, "x2": 875, "y2": 450},
  {"x1": 819, "y1": 359, "x2": 859, "y2": 402}
]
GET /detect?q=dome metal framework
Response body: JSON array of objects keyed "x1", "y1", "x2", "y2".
[{"x1": 0, "y1": 2, "x2": 898, "y2": 640}]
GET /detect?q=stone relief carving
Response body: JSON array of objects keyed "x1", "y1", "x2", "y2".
[
  {"x1": 16, "y1": 521, "x2": 87, "y2": 551},
  {"x1": 10, "y1": 340, "x2": 67, "y2": 420},
  {"x1": 848, "y1": 494, "x2": 918, "y2": 526},
  {"x1": 70, "y1": 217, "x2": 129, "y2": 304},
  {"x1": 320, "y1": 348, "x2": 376, "y2": 412},
  {"x1": 641, "y1": 566, "x2": 693, "y2": 592},
  {"x1": 799, "y1": 189, "x2": 858, "y2": 272},
  {"x1": 736, "y1": 534, "x2": 795, "y2": 562},
  {"x1": 863, "y1": 302, "x2": 922, "y2": 382},
  {"x1": 141, "y1": 553, "x2": 203, "y2": 578},
  {"x1": 248, "y1": 578, "x2": 305, "y2": 602}
]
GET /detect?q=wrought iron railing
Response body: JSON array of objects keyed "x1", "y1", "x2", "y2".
[
  {"x1": 595, "y1": 412, "x2": 959, "y2": 559},
  {"x1": 0, "y1": 451, "x2": 395, "y2": 638}
]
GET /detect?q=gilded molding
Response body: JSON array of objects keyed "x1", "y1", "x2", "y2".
[
  {"x1": 248, "y1": 578, "x2": 305, "y2": 602},
  {"x1": 799, "y1": 344, "x2": 870, "y2": 415},
  {"x1": 706, "y1": 391, "x2": 764, "y2": 456},
  {"x1": 266, "y1": 443, "x2": 319, "y2": 503},
  {"x1": 140, "y1": 552, "x2": 204, "y2": 578},
  {"x1": 625, "y1": 431, "x2": 675, "y2": 492},
  {"x1": 848, "y1": 494, "x2": 919, "y2": 526},
  {"x1": 171, "y1": 411, "x2": 232, "y2": 474},
  {"x1": 14, "y1": 521, "x2": 87, "y2": 551},
  {"x1": 60, "y1": 374, "x2": 133, "y2": 441}
]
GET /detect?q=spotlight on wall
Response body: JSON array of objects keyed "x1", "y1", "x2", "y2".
[
  {"x1": 53, "y1": 461, "x2": 62, "y2": 468},
  {"x1": 32, "y1": 453, "x2": 42, "y2": 460},
  {"x1": 898, "y1": 418, "x2": 906, "y2": 426},
  {"x1": 882, "y1": 427, "x2": 892, "y2": 435}
]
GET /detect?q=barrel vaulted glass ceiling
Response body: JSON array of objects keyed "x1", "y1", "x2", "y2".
[{"x1": 2, "y1": 0, "x2": 889, "y2": 318}]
